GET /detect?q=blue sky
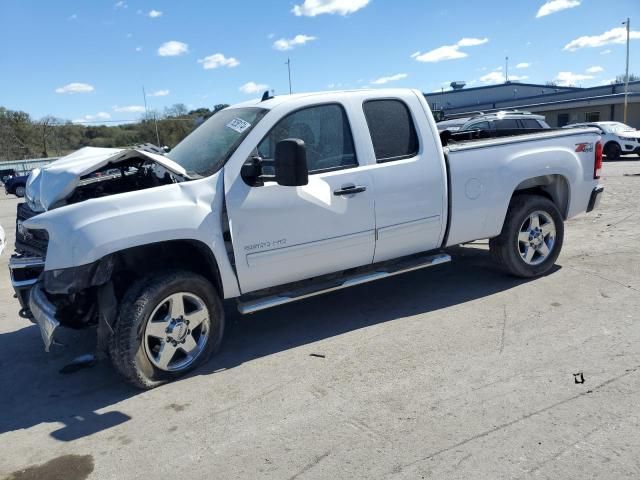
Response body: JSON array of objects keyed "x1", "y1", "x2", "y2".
[{"x1": 0, "y1": 0, "x2": 638, "y2": 123}]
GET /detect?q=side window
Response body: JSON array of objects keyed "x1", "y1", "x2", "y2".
[
  {"x1": 257, "y1": 104, "x2": 357, "y2": 173},
  {"x1": 585, "y1": 111, "x2": 600, "y2": 122},
  {"x1": 462, "y1": 121, "x2": 490, "y2": 131},
  {"x1": 363, "y1": 99, "x2": 419, "y2": 162},
  {"x1": 520, "y1": 119, "x2": 541, "y2": 129},
  {"x1": 495, "y1": 119, "x2": 520, "y2": 129}
]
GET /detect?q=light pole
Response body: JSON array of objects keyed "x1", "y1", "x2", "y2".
[
  {"x1": 623, "y1": 18, "x2": 630, "y2": 124},
  {"x1": 142, "y1": 86, "x2": 161, "y2": 146},
  {"x1": 505, "y1": 56, "x2": 509, "y2": 83},
  {"x1": 285, "y1": 58, "x2": 292, "y2": 94}
]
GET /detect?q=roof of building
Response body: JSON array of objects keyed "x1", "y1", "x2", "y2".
[
  {"x1": 424, "y1": 80, "x2": 640, "y2": 115},
  {"x1": 423, "y1": 81, "x2": 578, "y2": 97}
]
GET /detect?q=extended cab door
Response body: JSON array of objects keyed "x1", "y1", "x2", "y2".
[
  {"x1": 362, "y1": 93, "x2": 447, "y2": 262},
  {"x1": 225, "y1": 102, "x2": 376, "y2": 294}
]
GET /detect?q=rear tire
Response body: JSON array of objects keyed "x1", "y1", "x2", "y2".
[
  {"x1": 490, "y1": 195, "x2": 564, "y2": 278},
  {"x1": 109, "y1": 270, "x2": 224, "y2": 389},
  {"x1": 14, "y1": 185, "x2": 25, "y2": 197},
  {"x1": 604, "y1": 142, "x2": 621, "y2": 160}
]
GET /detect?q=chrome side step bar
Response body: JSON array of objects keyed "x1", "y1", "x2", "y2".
[{"x1": 237, "y1": 252, "x2": 451, "y2": 315}]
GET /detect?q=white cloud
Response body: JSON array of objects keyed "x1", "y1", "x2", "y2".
[
  {"x1": 292, "y1": 0, "x2": 370, "y2": 17},
  {"x1": 147, "y1": 89, "x2": 170, "y2": 97},
  {"x1": 456, "y1": 37, "x2": 489, "y2": 47},
  {"x1": 126, "y1": 33, "x2": 133, "y2": 38},
  {"x1": 586, "y1": 66, "x2": 603, "y2": 73},
  {"x1": 479, "y1": 71, "x2": 505, "y2": 84},
  {"x1": 113, "y1": 105, "x2": 146, "y2": 113},
  {"x1": 414, "y1": 45, "x2": 467, "y2": 63},
  {"x1": 536, "y1": 0, "x2": 580, "y2": 18},
  {"x1": 135, "y1": 46, "x2": 143, "y2": 52},
  {"x1": 273, "y1": 34, "x2": 317, "y2": 51},
  {"x1": 114, "y1": 1, "x2": 127, "y2": 8},
  {"x1": 554, "y1": 71, "x2": 593, "y2": 86},
  {"x1": 564, "y1": 26, "x2": 640, "y2": 51},
  {"x1": 480, "y1": 70, "x2": 528, "y2": 84},
  {"x1": 600, "y1": 49, "x2": 612, "y2": 55},
  {"x1": 157, "y1": 41, "x2": 189, "y2": 56},
  {"x1": 197, "y1": 53, "x2": 240, "y2": 69},
  {"x1": 516, "y1": 62, "x2": 530, "y2": 69},
  {"x1": 68, "y1": 14, "x2": 77, "y2": 20},
  {"x1": 413, "y1": 37, "x2": 488, "y2": 63},
  {"x1": 148, "y1": 9, "x2": 162, "y2": 18},
  {"x1": 239, "y1": 82, "x2": 269, "y2": 94},
  {"x1": 73, "y1": 112, "x2": 111, "y2": 123},
  {"x1": 55, "y1": 82, "x2": 95, "y2": 94},
  {"x1": 602, "y1": 78, "x2": 616, "y2": 85},
  {"x1": 371, "y1": 73, "x2": 408, "y2": 85}
]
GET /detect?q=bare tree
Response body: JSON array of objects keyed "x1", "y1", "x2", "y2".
[{"x1": 37, "y1": 116, "x2": 58, "y2": 157}]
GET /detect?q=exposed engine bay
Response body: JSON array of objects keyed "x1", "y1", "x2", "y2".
[{"x1": 65, "y1": 157, "x2": 183, "y2": 205}]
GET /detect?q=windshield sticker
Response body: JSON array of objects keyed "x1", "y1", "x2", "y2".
[{"x1": 226, "y1": 118, "x2": 252, "y2": 133}]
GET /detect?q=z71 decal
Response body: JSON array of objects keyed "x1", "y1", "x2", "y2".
[{"x1": 575, "y1": 143, "x2": 594, "y2": 153}]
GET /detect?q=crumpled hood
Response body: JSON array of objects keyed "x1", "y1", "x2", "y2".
[{"x1": 26, "y1": 146, "x2": 188, "y2": 211}]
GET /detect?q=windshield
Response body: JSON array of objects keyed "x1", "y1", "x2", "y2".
[
  {"x1": 166, "y1": 107, "x2": 267, "y2": 177},
  {"x1": 603, "y1": 123, "x2": 634, "y2": 134}
]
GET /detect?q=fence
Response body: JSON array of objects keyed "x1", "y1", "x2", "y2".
[{"x1": 0, "y1": 157, "x2": 59, "y2": 176}]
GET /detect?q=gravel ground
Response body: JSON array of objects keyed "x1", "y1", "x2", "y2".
[{"x1": 0, "y1": 159, "x2": 639, "y2": 480}]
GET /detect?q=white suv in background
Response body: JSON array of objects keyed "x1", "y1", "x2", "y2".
[{"x1": 563, "y1": 122, "x2": 640, "y2": 160}]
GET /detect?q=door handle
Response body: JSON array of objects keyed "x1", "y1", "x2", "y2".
[{"x1": 333, "y1": 185, "x2": 367, "y2": 196}]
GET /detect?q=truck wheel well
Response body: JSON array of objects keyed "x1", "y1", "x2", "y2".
[
  {"x1": 513, "y1": 174, "x2": 569, "y2": 219},
  {"x1": 111, "y1": 240, "x2": 223, "y2": 298}
]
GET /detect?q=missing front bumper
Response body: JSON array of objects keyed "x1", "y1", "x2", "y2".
[{"x1": 8, "y1": 254, "x2": 45, "y2": 315}]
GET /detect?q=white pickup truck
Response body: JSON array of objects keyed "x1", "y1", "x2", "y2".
[{"x1": 9, "y1": 89, "x2": 603, "y2": 388}]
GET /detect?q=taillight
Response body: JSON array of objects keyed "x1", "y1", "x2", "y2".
[{"x1": 594, "y1": 141, "x2": 602, "y2": 179}]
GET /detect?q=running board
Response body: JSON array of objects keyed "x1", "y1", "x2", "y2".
[{"x1": 237, "y1": 252, "x2": 451, "y2": 315}]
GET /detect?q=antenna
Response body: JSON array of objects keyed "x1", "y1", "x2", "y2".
[{"x1": 142, "y1": 86, "x2": 161, "y2": 147}]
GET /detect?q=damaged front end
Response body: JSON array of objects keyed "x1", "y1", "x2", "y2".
[
  {"x1": 9, "y1": 203, "x2": 116, "y2": 351},
  {"x1": 9, "y1": 144, "x2": 189, "y2": 351}
]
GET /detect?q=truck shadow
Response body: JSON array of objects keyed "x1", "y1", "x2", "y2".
[
  {"x1": 0, "y1": 245, "x2": 558, "y2": 441},
  {"x1": 205, "y1": 244, "x2": 558, "y2": 374}
]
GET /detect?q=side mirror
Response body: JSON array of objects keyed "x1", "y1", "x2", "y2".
[{"x1": 274, "y1": 138, "x2": 308, "y2": 187}]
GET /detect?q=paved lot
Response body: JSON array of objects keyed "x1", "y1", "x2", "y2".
[{"x1": 0, "y1": 159, "x2": 639, "y2": 480}]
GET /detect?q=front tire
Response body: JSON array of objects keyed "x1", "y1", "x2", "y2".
[
  {"x1": 109, "y1": 270, "x2": 224, "y2": 389},
  {"x1": 490, "y1": 195, "x2": 564, "y2": 278},
  {"x1": 14, "y1": 185, "x2": 25, "y2": 197}
]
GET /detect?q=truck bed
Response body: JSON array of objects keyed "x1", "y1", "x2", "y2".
[
  {"x1": 443, "y1": 127, "x2": 598, "y2": 151},
  {"x1": 442, "y1": 127, "x2": 601, "y2": 247}
]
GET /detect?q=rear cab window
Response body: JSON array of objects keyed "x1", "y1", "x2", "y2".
[{"x1": 362, "y1": 99, "x2": 419, "y2": 162}]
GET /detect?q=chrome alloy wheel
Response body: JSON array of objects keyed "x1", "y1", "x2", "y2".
[
  {"x1": 143, "y1": 292, "x2": 210, "y2": 372},
  {"x1": 517, "y1": 210, "x2": 556, "y2": 266}
]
